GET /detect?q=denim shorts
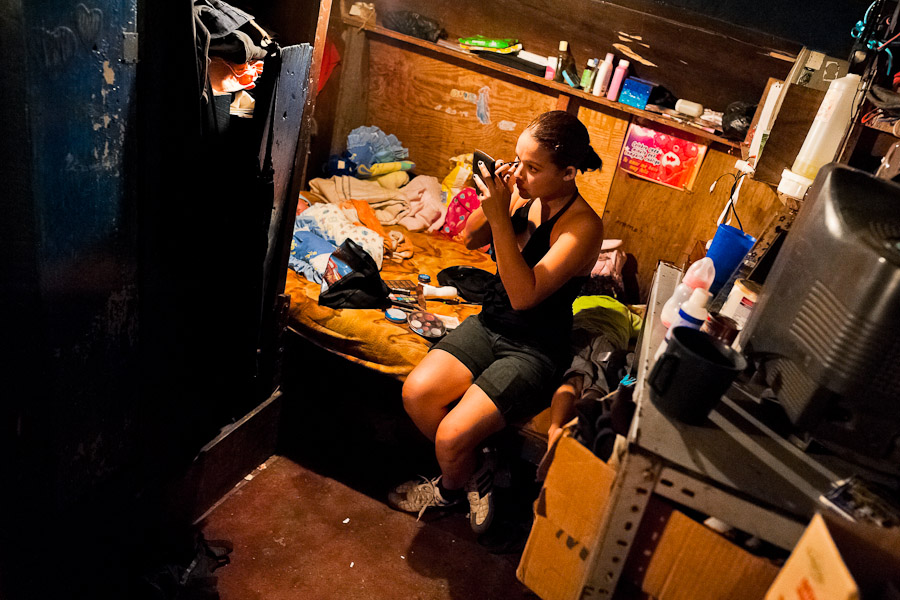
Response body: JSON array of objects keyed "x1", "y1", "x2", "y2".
[{"x1": 433, "y1": 315, "x2": 567, "y2": 422}]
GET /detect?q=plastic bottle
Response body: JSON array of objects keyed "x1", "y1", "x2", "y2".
[
  {"x1": 790, "y1": 73, "x2": 861, "y2": 181},
  {"x1": 778, "y1": 74, "x2": 862, "y2": 201},
  {"x1": 660, "y1": 257, "x2": 716, "y2": 328},
  {"x1": 544, "y1": 54, "x2": 557, "y2": 80},
  {"x1": 665, "y1": 288, "x2": 711, "y2": 340},
  {"x1": 606, "y1": 59, "x2": 630, "y2": 101},
  {"x1": 592, "y1": 53, "x2": 615, "y2": 96},
  {"x1": 654, "y1": 286, "x2": 712, "y2": 362},
  {"x1": 579, "y1": 58, "x2": 599, "y2": 91}
]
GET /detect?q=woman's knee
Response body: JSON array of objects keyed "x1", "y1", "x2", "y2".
[
  {"x1": 401, "y1": 368, "x2": 432, "y2": 414},
  {"x1": 402, "y1": 350, "x2": 471, "y2": 412},
  {"x1": 434, "y1": 420, "x2": 473, "y2": 463}
]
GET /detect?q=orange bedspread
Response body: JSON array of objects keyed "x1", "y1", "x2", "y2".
[{"x1": 284, "y1": 226, "x2": 497, "y2": 380}]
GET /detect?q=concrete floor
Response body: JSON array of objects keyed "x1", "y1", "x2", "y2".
[{"x1": 201, "y1": 454, "x2": 539, "y2": 599}]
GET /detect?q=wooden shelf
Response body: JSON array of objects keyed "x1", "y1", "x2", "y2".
[{"x1": 343, "y1": 16, "x2": 740, "y2": 149}]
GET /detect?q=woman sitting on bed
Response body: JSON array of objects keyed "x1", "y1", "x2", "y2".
[{"x1": 388, "y1": 110, "x2": 605, "y2": 533}]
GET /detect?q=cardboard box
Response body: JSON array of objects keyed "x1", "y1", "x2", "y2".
[
  {"x1": 765, "y1": 512, "x2": 900, "y2": 600},
  {"x1": 630, "y1": 499, "x2": 780, "y2": 600},
  {"x1": 517, "y1": 435, "x2": 617, "y2": 600},
  {"x1": 517, "y1": 435, "x2": 780, "y2": 600}
]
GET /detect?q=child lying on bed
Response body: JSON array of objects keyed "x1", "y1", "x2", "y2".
[{"x1": 387, "y1": 110, "x2": 605, "y2": 534}]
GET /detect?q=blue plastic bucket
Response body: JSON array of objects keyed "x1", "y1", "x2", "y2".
[{"x1": 706, "y1": 224, "x2": 756, "y2": 295}]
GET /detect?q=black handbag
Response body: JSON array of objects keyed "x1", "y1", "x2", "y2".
[{"x1": 318, "y1": 238, "x2": 390, "y2": 309}]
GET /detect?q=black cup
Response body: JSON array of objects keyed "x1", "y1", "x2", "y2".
[{"x1": 648, "y1": 327, "x2": 748, "y2": 424}]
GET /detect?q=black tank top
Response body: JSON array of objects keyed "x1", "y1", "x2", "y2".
[{"x1": 479, "y1": 194, "x2": 587, "y2": 357}]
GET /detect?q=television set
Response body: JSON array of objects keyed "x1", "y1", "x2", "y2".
[{"x1": 741, "y1": 164, "x2": 900, "y2": 471}]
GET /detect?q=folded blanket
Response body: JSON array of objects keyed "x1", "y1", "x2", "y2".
[
  {"x1": 309, "y1": 175, "x2": 410, "y2": 225},
  {"x1": 398, "y1": 175, "x2": 447, "y2": 232}
]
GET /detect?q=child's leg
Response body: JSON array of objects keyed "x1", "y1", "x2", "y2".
[{"x1": 548, "y1": 374, "x2": 584, "y2": 445}]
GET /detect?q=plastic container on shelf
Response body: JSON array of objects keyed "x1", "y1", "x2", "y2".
[
  {"x1": 580, "y1": 57, "x2": 599, "y2": 91},
  {"x1": 719, "y1": 278, "x2": 761, "y2": 329},
  {"x1": 654, "y1": 286, "x2": 712, "y2": 361},
  {"x1": 777, "y1": 73, "x2": 861, "y2": 200},
  {"x1": 544, "y1": 55, "x2": 557, "y2": 80},
  {"x1": 606, "y1": 59, "x2": 630, "y2": 101},
  {"x1": 592, "y1": 53, "x2": 615, "y2": 96},
  {"x1": 666, "y1": 287, "x2": 711, "y2": 339},
  {"x1": 660, "y1": 257, "x2": 716, "y2": 328},
  {"x1": 675, "y1": 99, "x2": 704, "y2": 117}
]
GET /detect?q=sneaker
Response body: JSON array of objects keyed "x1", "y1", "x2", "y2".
[
  {"x1": 388, "y1": 476, "x2": 460, "y2": 520},
  {"x1": 465, "y1": 461, "x2": 495, "y2": 534}
]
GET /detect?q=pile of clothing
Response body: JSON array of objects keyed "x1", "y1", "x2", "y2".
[
  {"x1": 289, "y1": 126, "x2": 451, "y2": 286},
  {"x1": 193, "y1": 0, "x2": 272, "y2": 109},
  {"x1": 315, "y1": 126, "x2": 447, "y2": 232}
]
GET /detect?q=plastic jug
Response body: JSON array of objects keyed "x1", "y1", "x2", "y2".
[
  {"x1": 777, "y1": 74, "x2": 861, "y2": 200},
  {"x1": 660, "y1": 257, "x2": 715, "y2": 327}
]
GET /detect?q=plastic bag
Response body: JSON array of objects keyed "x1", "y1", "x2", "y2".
[
  {"x1": 319, "y1": 238, "x2": 390, "y2": 309},
  {"x1": 383, "y1": 10, "x2": 445, "y2": 42},
  {"x1": 722, "y1": 101, "x2": 757, "y2": 140},
  {"x1": 441, "y1": 153, "x2": 473, "y2": 203},
  {"x1": 346, "y1": 125, "x2": 409, "y2": 169}
]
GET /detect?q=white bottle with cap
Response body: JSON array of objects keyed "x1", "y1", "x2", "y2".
[
  {"x1": 666, "y1": 287, "x2": 711, "y2": 340},
  {"x1": 654, "y1": 287, "x2": 712, "y2": 361},
  {"x1": 592, "y1": 52, "x2": 615, "y2": 96},
  {"x1": 660, "y1": 257, "x2": 716, "y2": 328},
  {"x1": 777, "y1": 73, "x2": 861, "y2": 201}
]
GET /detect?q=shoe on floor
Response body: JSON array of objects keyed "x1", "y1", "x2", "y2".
[
  {"x1": 465, "y1": 462, "x2": 495, "y2": 534},
  {"x1": 388, "y1": 475, "x2": 460, "y2": 520}
]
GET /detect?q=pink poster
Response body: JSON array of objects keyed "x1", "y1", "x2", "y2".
[{"x1": 618, "y1": 124, "x2": 707, "y2": 190}]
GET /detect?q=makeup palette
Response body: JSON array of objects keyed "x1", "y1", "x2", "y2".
[{"x1": 407, "y1": 310, "x2": 447, "y2": 340}]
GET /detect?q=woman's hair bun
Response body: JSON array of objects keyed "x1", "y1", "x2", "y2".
[
  {"x1": 580, "y1": 147, "x2": 603, "y2": 173},
  {"x1": 527, "y1": 110, "x2": 603, "y2": 173}
]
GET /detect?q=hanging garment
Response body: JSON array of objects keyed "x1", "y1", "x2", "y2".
[{"x1": 208, "y1": 57, "x2": 264, "y2": 93}]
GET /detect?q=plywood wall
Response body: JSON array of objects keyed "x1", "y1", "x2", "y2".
[
  {"x1": 602, "y1": 146, "x2": 780, "y2": 297},
  {"x1": 365, "y1": 39, "x2": 627, "y2": 214},
  {"x1": 367, "y1": 38, "x2": 556, "y2": 180},
  {"x1": 577, "y1": 105, "x2": 631, "y2": 216},
  {"x1": 357, "y1": 35, "x2": 781, "y2": 301}
]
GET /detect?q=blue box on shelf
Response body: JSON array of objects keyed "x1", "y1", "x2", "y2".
[{"x1": 618, "y1": 77, "x2": 655, "y2": 110}]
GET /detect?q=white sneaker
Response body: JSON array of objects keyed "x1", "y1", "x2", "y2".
[
  {"x1": 388, "y1": 476, "x2": 459, "y2": 520},
  {"x1": 465, "y1": 464, "x2": 494, "y2": 534}
]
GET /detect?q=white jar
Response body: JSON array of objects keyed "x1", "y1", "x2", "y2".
[{"x1": 720, "y1": 279, "x2": 761, "y2": 328}]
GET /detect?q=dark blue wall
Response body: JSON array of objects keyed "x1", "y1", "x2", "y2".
[{"x1": 656, "y1": 0, "x2": 874, "y2": 57}]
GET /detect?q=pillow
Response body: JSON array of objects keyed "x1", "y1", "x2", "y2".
[{"x1": 289, "y1": 230, "x2": 336, "y2": 283}]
